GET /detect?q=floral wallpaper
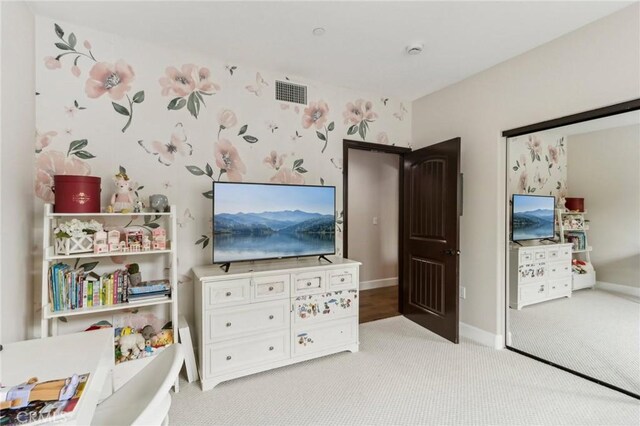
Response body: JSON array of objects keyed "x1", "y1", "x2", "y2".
[
  {"x1": 507, "y1": 132, "x2": 568, "y2": 203},
  {"x1": 34, "y1": 17, "x2": 411, "y2": 309}
]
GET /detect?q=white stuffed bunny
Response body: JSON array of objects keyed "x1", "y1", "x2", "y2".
[{"x1": 119, "y1": 333, "x2": 145, "y2": 358}]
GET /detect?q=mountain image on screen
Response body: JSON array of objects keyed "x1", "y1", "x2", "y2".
[
  {"x1": 512, "y1": 206, "x2": 555, "y2": 240},
  {"x1": 213, "y1": 209, "x2": 335, "y2": 262}
]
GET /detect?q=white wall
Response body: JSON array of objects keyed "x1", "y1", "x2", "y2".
[
  {"x1": 567, "y1": 124, "x2": 640, "y2": 288},
  {"x1": 347, "y1": 150, "x2": 399, "y2": 286},
  {"x1": 1, "y1": 1, "x2": 35, "y2": 343},
  {"x1": 411, "y1": 4, "x2": 640, "y2": 336}
]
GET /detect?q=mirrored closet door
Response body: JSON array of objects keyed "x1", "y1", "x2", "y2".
[{"x1": 504, "y1": 100, "x2": 640, "y2": 398}]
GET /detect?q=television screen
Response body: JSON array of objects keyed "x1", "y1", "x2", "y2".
[
  {"x1": 212, "y1": 182, "x2": 336, "y2": 263},
  {"x1": 512, "y1": 194, "x2": 556, "y2": 241}
]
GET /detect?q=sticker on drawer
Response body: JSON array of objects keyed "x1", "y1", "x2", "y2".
[
  {"x1": 294, "y1": 290, "x2": 358, "y2": 322},
  {"x1": 293, "y1": 318, "x2": 357, "y2": 355}
]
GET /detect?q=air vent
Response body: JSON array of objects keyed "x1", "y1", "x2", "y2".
[{"x1": 275, "y1": 80, "x2": 308, "y2": 105}]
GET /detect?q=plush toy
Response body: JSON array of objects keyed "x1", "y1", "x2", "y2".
[
  {"x1": 150, "y1": 329, "x2": 174, "y2": 348},
  {"x1": 149, "y1": 194, "x2": 169, "y2": 213},
  {"x1": 141, "y1": 324, "x2": 156, "y2": 340},
  {"x1": 119, "y1": 333, "x2": 145, "y2": 358},
  {"x1": 111, "y1": 172, "x2": 135, "y2": 213},
  {"x1": 133, "y1": 199, "x2": 145, "y2": 213}
]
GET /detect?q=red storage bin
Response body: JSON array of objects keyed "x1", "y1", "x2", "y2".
[
  {"x1": 565, "y1": 197, "x2": 584, "y2": 212},
  {"x1": 53, "y1": 175, "x2": 101, "y2": 213}
]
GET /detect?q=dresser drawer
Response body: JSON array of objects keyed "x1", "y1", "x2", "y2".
[
  {"x1": 293, "y1": 290, "x2": 358, "y2": 324},
  {"x1": 206, "y1": 300, "x2": 289, "y2": 342},
  {"x1": 205, "y1": 330, "x2": 289, "y2": 376},
  {"x1": 518, "y1": 264, "x2": 546, "y2": 284},
  {"x1": 519, "y1": 282, "x2": 547, "y2": 303},
  {"x1": 205, "y1": 279, "x2": 251, "y2": 308},
  {"x1": 519, "y1": 250, "x2": 534, "y2": 263},
  {"x1": 548, "y1": 261, "x2": 571, "y2": 278},
  {"x1": 292, "y1": 270, "x2": 326, "y2": 295},
  {"x1": 252, "y1": 274, "x2": 290, "y2": 301},
  {"x1": 549, "y1": 278, "x2": 571, "y2": 297},
  {"x1": 327, "y1": 268, "x2": 357, "y2": 291},
  {"x1": 534, "y1": 249, "x2": 546, "y2": 261},
  {"x1": 293, "y1": 317, "x2": 358, "y2": 357}
]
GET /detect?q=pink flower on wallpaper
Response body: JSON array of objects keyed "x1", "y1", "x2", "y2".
[
  {"x1": 217, "y1": 109, "x2": 237, "y2": 129},
  {"x1": 518, "y1": 170, "x2": 528, "y2": 193},
  {"x1": 35, "y1": 130, "x2": 57, "y2": 153},
  {"x1": 35, "y1": 151, "x2": 91, "y2": 203},
  {"x1": 214, "y1": 139, "x2": 246, "y2": 182},
  {"x1": 196, "y1": 67, "x2": 220, "y2": 93},
  {"x1": 301, "y1": 100, "x2": 329, "y2": 130},
  {"x1": 526, "y1": 135, "x2": 542, "y2": 154},
  {"x1": 263, "y1": 151, "x2": 286, "y2": 170},
  {"x1": 343, "y1": 99, "x2": 377, "y2": 125},
  {"x1": 270, "y1": 167, "x2": 304, "y2": 185},
  {"x1": 44, "y1": 56, "x2": 61, "y2": 70},
  {"x1": 71, "y1": 65, "x2": 81, "y2": 77},
  {"x1": 376, "y1": 132, "x2": 389, "y2": 145},
  {"x1": 83, "y1": 40, "x2": 92, "y2": 49},
  {"x1": 160, "y1": 64, "x2": 219, "y2": 97},
  {"x1": 519, "y1": 153, "x2": 527, "y2": 167},
  {"x1": 548, "y1": 145, "x2": 559, "y2": 164},
  {"x1": 85, "y1": 60, "x2": 135, "y2": 101}
]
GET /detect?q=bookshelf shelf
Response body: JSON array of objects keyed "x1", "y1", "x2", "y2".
[
  {"x1": 557, "y1": 209, "x2": 595, "y2": 290},
  {"x1": 45, "y1": 296, "x2": 172, "y2": 319},
  {"x1": 45, "y1": 248, "x2": 173, "y2": 261}
]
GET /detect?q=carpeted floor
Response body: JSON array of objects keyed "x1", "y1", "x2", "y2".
[
  {"x1": 170, "y1": 316, "x2": 639, "y2": 425},
  {"x1": 510, "y1": 288, "x2": 640, "y2": 395}
]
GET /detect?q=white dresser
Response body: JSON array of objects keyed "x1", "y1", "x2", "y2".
[
  {"x1": 509, "y1": 243, "x2": 573, "y2": 310},
  {"x1": 193, "y1": 256, "x2": 361, "y2": 390}
]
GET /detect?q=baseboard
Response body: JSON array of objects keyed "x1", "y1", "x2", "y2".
[
  {"x1": 359, "y1": 277, "x2": 398, "y2": 290},
  {"x1": 460, "y1": 322, "x2": 504, "y2": 350},
  {"x1": 596, "y1": 281, "x2": 640, "y2": 298}
]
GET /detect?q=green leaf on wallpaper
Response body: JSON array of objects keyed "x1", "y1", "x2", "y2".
[
  {"x1": 296, "y1": 167, "x2": 308, "y2": 174},
  {"x1": 195, "y1": 236, "x2": 207, "y2": 245},
  {"x1": 74, "y1": 150, "x2": 96, "y2": 160},
  {"x1": 132, "y1": 91, "x2": 145, "y2": 104},
  {"x1": 79, "y1": 261, "x2": 98, "y2": 272},
  {"x1": 112, "y1": 102, "x2": 130, "y2": 116},
  {"x1": 146, "y1": 223, "x2": 160, "y2": 229},
  {"x1": 358, "y1": 121, "x2": 366, "y2": 140},
  {"x1": 205, "y1": 163, "x2": 214, "y2": 177},
  {"x1": 512, "y1": 167, "x2": 518, "y2": 171},
  {"x1": 347, "y1": 125, "x2": 358, "y2": 135},
  {"x1": 243, "y1": 135, "x2": 258, "y2": 143},
  {"x1": 556, "y1": 181, "x2": 561, "y2": 189},
  {"x1": 202, "y1": 238, "x2": 209, "y2": 249},
  {"x1": 54, "y1": 23, "x2": 64, "y2": 38},
  {"x1": 238, "y1": 125, "x2": 248, "y2": 136},
  {"x1": 327, "y1": 121, "x2": 335, "y2": 132},
  {"x1": 202, "y1": 190, "x2": 213, "y2": 199},
  {"x1": 320, "y1": 178, "x2": 325, "y2": 186},
  {"x1": 73, "y1": 55, "x2": 80, "y2": 66},
  {"x1": 516, "y1": 160, "x2": 520, "y2": 167},
  {"x1": 293, "y1": 159, "x2": 303, "y2": 169},
  {"x1": 186, "y1": 165, "x2": 205, "y2": 176},
  {"x1": 67, "y1": 139, "x2": 88, "y2": 156},
  {"x1": 186, "y1": 92, "x2": 200, "y2": 118},
  {"x1": 194, "y1": 91, "x2": 207, "y2": 105},
  {"x1": 167, "y1": 97, "x2": 186, "y2": 110},
  {"x1": 55, "y1": 42, "x2": 72, "y2": 51},
  {"x1": 316, "y1": 131, "x2": 326, "y2": 141},
  {"x1": 68, "y1": 33, "x2": 77, "y2": 49},
  {"x1": 536, "y1": 154, "x2": 540, "y2": 161},
  {"x1": 119, "y1": 165, "x2": 127, "y2": 175}
]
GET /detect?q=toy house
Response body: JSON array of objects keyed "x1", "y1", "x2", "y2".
[
  {"x1": 151, "y1": 228, "x2": 167, "y2": 250},
  {"x1": 93, "y1": 230, "x2": 109, "y2": 254},
  {"x1": 108, "y1": 230, "x2": 121, "y2": 252},
  {"x1": 142, "y1": 236, "x2": 151, "y2": 251}
]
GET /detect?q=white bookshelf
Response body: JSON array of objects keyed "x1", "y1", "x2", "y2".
[
  {"x1": 40, "y1": 204, "x2": 180, "y2": 391},
  {"x1": 557, "y1": 209, "x2": 596, "y2": 290}
]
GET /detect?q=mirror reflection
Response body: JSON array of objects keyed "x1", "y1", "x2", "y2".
[{"x1": 506, "y1": 110, "x2": 640, "y2": 395}]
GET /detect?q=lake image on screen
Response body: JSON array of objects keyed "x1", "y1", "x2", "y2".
[
  {"x1": 512, "y1": 196, "x2": 555, "y2": 240},
  {"x1": 213, "y1": 184, "x2": 335, "y2": 262}
]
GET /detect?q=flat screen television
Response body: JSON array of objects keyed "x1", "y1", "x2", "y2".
[
  {"x1": 212, "y1": 182, "x2": 336, "y2": 263},
  {"x1": 511, "y1": 194, "x2": 556, "y2": 241}
]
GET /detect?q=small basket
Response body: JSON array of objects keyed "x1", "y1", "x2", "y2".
[{"x1": 55, "y1": 235, "x2": 94, "y2": 256}]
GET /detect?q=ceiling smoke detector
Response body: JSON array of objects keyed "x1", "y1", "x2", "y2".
[{"x1": 406, "y1": 43, "x2": 424, "y2": 56}]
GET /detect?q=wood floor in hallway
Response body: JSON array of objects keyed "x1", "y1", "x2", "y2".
[{"x1": 359, "y1": 285, "x2": 400, "y2": 323}]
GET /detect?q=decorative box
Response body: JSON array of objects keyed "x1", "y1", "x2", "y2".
[
  {"x1": 55, "y1": 235, "x2": 94, "y2": 256},
  {"x1": 53, "y1": 175, "x2": 101, "y2": 213}
]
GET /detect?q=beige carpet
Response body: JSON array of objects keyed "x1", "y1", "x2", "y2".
[
  {"x1": 170, "y1": 316, "x2": 639, "y2": 425},
  {"x1": 510, "y1": 287, "x2": 640, "y2": 395}
]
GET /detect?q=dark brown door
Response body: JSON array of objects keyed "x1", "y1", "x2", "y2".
[{"x1": 402, "y1": 138, "x2": 461, "y2": 343}]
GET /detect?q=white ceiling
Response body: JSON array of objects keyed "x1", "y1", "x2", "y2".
[{"x1": 28, "y1": 1, "x2": 634, "y2": 100}]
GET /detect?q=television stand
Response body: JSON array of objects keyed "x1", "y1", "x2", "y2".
[
  {"x1": 219, "y1": 262, "x2": 231, "y2": 273},
  {"x1": 540, "y1": 238, "x2": 557, "y2": 244},
  {"x1": 318, "y1": 255, "x2": 333, "y2": 263}
]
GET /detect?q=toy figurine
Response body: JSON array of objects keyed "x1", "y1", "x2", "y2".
[
  {"x1": 133, "y1": 199, "x2": 145, "y2": 213},
  {"x1": 149, "y1": 194, "x2": 169, "y2": 213},
  {"x1": 111, "y1": 172, "x2": 136, "y2": 213},
  {"x1": 119, "y1": 332, "x2": 145, "y2": 358}
]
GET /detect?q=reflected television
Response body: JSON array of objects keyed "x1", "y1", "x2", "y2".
[
  {"x1": 511, "y1": 194, "x2": 556, "y2": 242},
  {"x1": 212, "y1": 182, "x2": 336, "y2": 263}
]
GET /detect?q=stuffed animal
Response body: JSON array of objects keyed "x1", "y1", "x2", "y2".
[
  {"x1": 111, "y1": 172, "x2": 135, "y2": 213},
  {"x1": 149, "y1": 194, "x2": 169, "y2": 213},
  {"x1": 141, "y1": 324, "x2": 156, "y2": 340},
  {"x1": 150, "y1": 329, "x2": 174, "y2": 348},
  {"x1": 119, "y1": 333, "x2": 145, "y2": 358}
]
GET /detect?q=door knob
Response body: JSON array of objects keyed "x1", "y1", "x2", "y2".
[{"x1": 442, "y1": 249, "x2": 460, "y2": 256}]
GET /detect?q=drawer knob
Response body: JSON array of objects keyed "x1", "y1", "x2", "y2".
[
  {"x1": 269, "y1": 346, "x2": 274, "y2": 351},
  {"x1": 225, "y1": 291, "x2": 232, "y2": 297},
  {"x1": 226, "y1": 355, "x2": 232, "y2": 361},
  {"x1": 307, "y1": 281, "x2": 312, "y2": 286},
  {"x1": 340, "y1": 278, "x2": 345, "y2": 282},
  {"x1": 226, "y1": 322, "x2": 232, "y2": 327},
  {"x1": 268, "y1": 286, "x2": 274, "y2": 291}
]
